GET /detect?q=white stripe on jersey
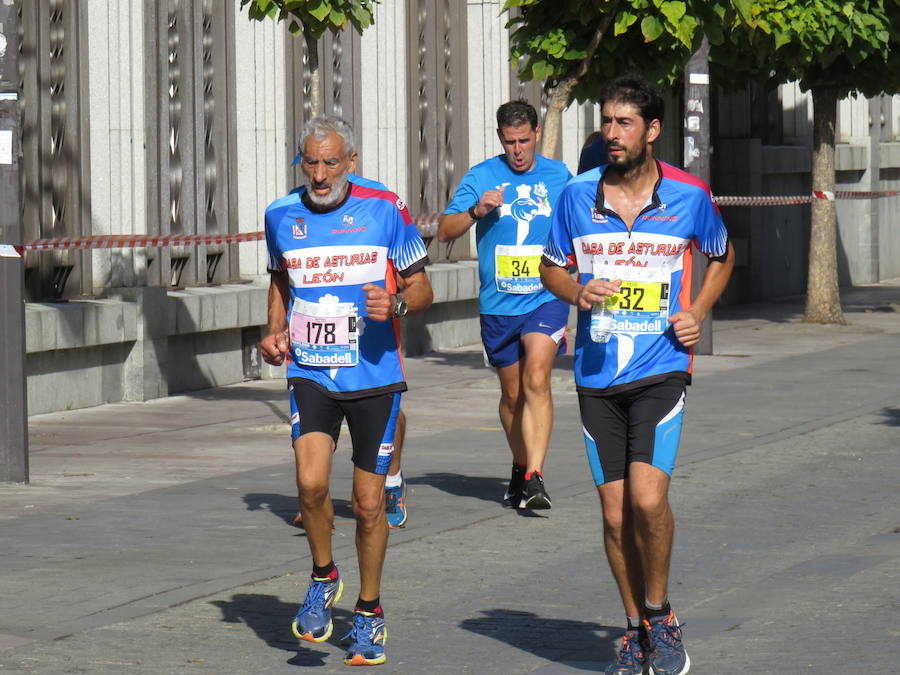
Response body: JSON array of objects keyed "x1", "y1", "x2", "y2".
[
  {"x1": 283, "y1": 245, "x2": 389, "y2": 288},
  {"x1": 572, "y1": 232, "x2": 689, "y2": 276},
  {"x1": 543, "y1": 239, "x2": 570, "y2": 268},
  {"x1": 702, "y1": 228, "x2": 729, "y2": 258},
  {"x1": 392, "y1": 235, "x2": 428, "y2": 275}
]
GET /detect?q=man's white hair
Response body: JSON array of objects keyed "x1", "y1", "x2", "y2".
[{"x1": 298, "y1": 115, "x2": 356, "y2": 157}]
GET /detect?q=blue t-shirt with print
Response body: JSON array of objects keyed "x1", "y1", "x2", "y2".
[{"x1": 444, "y1": 154, "x2": 571, "y2": 316}]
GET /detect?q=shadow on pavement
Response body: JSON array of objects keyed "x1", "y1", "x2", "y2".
[
  {"x1": 407, "y1": 472, "x2": 507, "y2": 505},
  {"x1": 715, "y1": 299, "x2": 800, "y2": 324},
  {"x1": 180, "y1": 383, "x2": 291, "y2": 424},
  {"x1": 407, "y1": 473, "x2": 552, "y2": 518},
  {"x1": 460, "y1": 609, "x2": 617, "y2": 671},
  {"x1": 210, "y1": 593, "x2": 358, "y2": 667},
  {"x1": 416, "y1": 350, "x2": 488, "y2": 372},
  {"x1": 244, "y1": 493, "x2": 355, "y2": 526},
  {"x1": 515, "y1": 507, "x2": 551, "y2": 519},
  {"x1": 715, "y1": 283, "x2": 900, "y2": 324},
  {"x1": 876, "y1": 406, "x2": 900, "y2": 427}
]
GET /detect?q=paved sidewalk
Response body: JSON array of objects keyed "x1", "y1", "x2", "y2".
[{"x1": 1, "y1": 282, "x2": 899, "y2": 673}]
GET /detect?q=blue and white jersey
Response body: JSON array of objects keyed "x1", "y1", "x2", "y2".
[
  {"x1": 544, "y1": 161, "x2": 729, "y2": 394},
  {"x1": 265, "y1": 178, "x2": 429, "y2": 399},
  {"x1": 444, "y1": 155, "x2": 571, "y2": 316}
]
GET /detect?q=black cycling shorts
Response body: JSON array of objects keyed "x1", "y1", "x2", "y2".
[
  {"x1": 578, "y1": 374, "x2": 687, "y2": 485},
  {"x1": 289, "y1": 378, "x2": 400, "y2": 475}
]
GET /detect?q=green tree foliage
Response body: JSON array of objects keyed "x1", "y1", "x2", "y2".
[
  {"x1": 240, "y1": 0, "x2": 377, "y2": 39},
  {"x1": 502, "y1": 1, "x2": 737, "y2": 156},
  {"x1": 240, "y1": 0, "x2": 378, "y2": 113},
  {"x1": 505, "y1": 0, "x2": 900, "y2": 324},
  {"x1": 506, "y1": 0, "x2": 731, "y2": 99},
  {"x1": 710, "y1": 1, "x2": 900, "y2": 324},
  {"x1": 711, "y1": 1, "x2": 898, "y2": 97}
]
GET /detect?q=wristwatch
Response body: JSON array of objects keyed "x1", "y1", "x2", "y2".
[
  {"x1": 391, "y1": 294, "x2": 408, "y2": 318},
  {"x1": 467, "y1": 204, "x2": 479, "y2": 221}
]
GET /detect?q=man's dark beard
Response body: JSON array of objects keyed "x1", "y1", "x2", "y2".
[{"x1": 606, "y1": 143, "x2": 648, "y2": 175}]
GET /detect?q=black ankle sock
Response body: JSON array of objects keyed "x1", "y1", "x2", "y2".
[
  {"x1": 312, "y1": 561, "x2": 336, "y2": 579},
  {"x1": 355, "y1": 597, "x2": 382, "y2": 615},
  {"x1": 644, "y1": 600, "x2": 671, "y2": 622}
]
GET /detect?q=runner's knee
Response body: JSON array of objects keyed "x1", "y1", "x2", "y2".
[
  {"x1": 499, "y1": 385, "x2": 523, "y2": 413},
  {"x1": 352, "y1": 485, "x2": 385, "y2": 523},
  {"x1": 298, "y1": 483, "x2": 329, "y2": 509},
  {"x1": 630, "y1": 490, "x2": 669, "y2": 521},
  {"x1": 522, "y1": 365, "x2": 551, "y2": 398}
]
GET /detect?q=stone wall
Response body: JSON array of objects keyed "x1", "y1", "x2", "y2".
[{"x1": 24, "y1": 263, "x2": 484, "y2": 415}]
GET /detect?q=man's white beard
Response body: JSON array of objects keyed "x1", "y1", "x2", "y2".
[{"x1": 304, "y1": 171, "x2": 350, "y2": 208}]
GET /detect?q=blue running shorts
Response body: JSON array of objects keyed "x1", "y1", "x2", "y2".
[
  {"x1": 289, "y1": 378, "x2": 401, "y2": 475},
  {"x1": 480, "y1": 299, "x2": 569, "y2": 368}
]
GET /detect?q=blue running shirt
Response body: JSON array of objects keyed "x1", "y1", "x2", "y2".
[
  {"x1": 265, "y1": 178, "x2": 428, "y2": 398},
  {"x1": 444, "y1": 155, "x2": 571, "y2": 316},
  {"x1": 544, "y1": 161, "x2": 729, "y2": 393}
]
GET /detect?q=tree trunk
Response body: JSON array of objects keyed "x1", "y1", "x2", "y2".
[
  {"x1": 541, "y1": 78, "x2": 578, "y2": 159},
  {"x1": 804, "y1": 87, "x2": 845, "y2": 324},
  {"x1": 538, "y1": 2, "x2": 620, "y2": 160},
  {"x1": 304, "y1": 30, "x2": 321, "y2": 117}
]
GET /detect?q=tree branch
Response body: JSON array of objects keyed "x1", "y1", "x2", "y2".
[
  {"x1": 570, "y1": 0, "x2": 621, "y2": 84},
  {"x1": 541, "y1": 1, "x2": 620, "y2": 158}
]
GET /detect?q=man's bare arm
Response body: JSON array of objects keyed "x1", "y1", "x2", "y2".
[
  {"x1": 259, "y1": 270, "x2": 291, "y2": 366},
  {"x1": 437, "y1": 211, "x2": 476, "y2": 243},
  {"x1": 668, "y1": 241, "x2": 736, "y2": 347},
  {"x1": 363, "y1": 269, "x2": 434, "y2": 322},
  {"x1": 540, "y1": 261, "x2": 621, "y2": 310},
  {"x1": 437, "y1": 186, "x2": 506, "y2": 242}
]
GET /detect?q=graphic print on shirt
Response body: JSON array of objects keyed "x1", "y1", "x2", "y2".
[
  {"x1": 580, "y1": 231, "x2": 690, "y2": 378},
  {"x1": 282, "y1": 245, "x2": 388, "y2": 288},
  {"x1": 579, "y1": 231, "x2": 689, "y2": 337},
  {"x1": 495, "y1": 182, "x2": 552, "y2": 295}
]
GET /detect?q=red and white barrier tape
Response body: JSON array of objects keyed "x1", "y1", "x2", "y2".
[
  {"x1": 11, "y1": 214, "x2": 443, "y2": 253},
  {"x1": 714, "y1": 189, "x2": 900, "y2": 206},
  {"x1": 20, "y1": 231, "x2": 264, "y2": 252},
  {"x1": 1, "y1": 195, "x2": 896, "y2": 254}
]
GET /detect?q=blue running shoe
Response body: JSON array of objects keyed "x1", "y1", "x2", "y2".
[
  {"x1": 644, "y1": 611, "x2": 690, "y2": 675},
  {"x1": 605, "y1": 628, "x2": 647, "y2": 675},
  {"x1": 385, "y1": 477, "x2": 408, "y2": 529},
  {"x1": 342, "y1": 611, "x2": 387, "y2": 666},
  {"x1": 291, "y1": 569, "x2": 343, "y2": 643}
]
